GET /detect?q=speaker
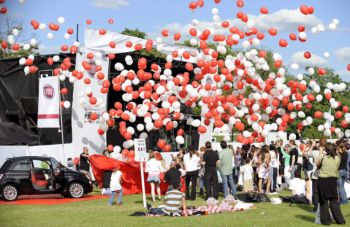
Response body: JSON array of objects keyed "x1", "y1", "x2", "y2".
[{"x1": 21, "y1": 97, "x2": 38, "y2": 115}]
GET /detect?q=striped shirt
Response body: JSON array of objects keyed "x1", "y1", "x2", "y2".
[{"x1": 162, "y1": 190, "x2": 184, "y2": 215}]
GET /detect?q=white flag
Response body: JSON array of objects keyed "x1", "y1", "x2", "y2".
[{"x1": 37, "y1": 76, "x2": 60, "y2": 128}]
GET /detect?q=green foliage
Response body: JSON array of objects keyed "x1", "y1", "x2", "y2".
[{"x1": 121, "y1": 28, "x2": 146, "y2": 39}]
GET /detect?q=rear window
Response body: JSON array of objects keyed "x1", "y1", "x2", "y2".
[
  {"x1": 0, "y1": 160, "x2": 13, "y2": 172},
  {"x1": 11, "y1": 159, "x2": 31, "y2": 171}
]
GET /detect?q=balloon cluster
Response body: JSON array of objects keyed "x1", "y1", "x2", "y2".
[{"x1": 2, "y1": 0, "x2": 350, "y2": 159}]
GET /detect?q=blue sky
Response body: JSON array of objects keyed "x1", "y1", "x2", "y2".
[{"x1": 2, "y1": 0, "x2": 350, "y2": 80}]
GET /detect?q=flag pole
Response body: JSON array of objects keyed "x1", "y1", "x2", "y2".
[{"x1": 59, "y1": 90, "x2": 65, "y2": 165}]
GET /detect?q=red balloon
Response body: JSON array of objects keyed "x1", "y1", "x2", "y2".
[
  {"x1": 107, "y1": 145, "x2": 114, "y2": 152},
  {"x1": 318, "y1": 68, "x2": 327, "y2": 76},
  {"x1": 188, "y1": 2, "x2": 197, "y2": 10},
  {"x1": 314, "y1": 111, "x2": 323, "y2": 119},
  {"x1": 260, "y1": 7, "x2": 269, "y2": 14},
  {"x1": 161, "y1": 29, "x2": 169, "y2": 37},
  {"x1": 157, "y1": 139, "x2": 166, "y2": 149},
  {"x1": 189, "y1": 28, "x2": 197, "y2": 37},
  {"x1": 163, "y1": 144, "x2": 172, "y2": 152},
  {"x1": 173, "y1": 33, "x2": 181, "y2": 41},
  {"x1": 289, "y1": 33, "x2": 297, "y2": 41},
  {"x1": 268, "y1": 28, "x2": 278, "y2": 36},
  {"x1": 198, "y1": 126, "x2": 207, "y2": 134},
  {"x1": 0, "y1": 7, "x2": 7, "y2": 14},
  {"x1": 300, "y1": 5, "x2": 309, "y2": 15},
  {"x1": 89, "y1": 97, "x2": 97, "y2": 105},
  {"x1": 347, "y1": 64, "x2": 350, "y2": 71},
  {"x1": 304, "y1": 51, "x2": 311, "y2": 59},
  {"x1": 236, "y1": 0, "x2": 244, "y2": 8},
  {"x1": 279, "y1": 39, "x2": 288, "y2": 47}
]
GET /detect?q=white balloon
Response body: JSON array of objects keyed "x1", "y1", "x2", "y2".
[
  {"x1": 39, "y1": 23, "x2": 46, "y2": 30},
  {"x1": 53, "y1": 55, "x2": 60, "y2": 62},
  {"x1": 57, "y1": 16, "x2": 65, "y2": 24},
  {"x1": 19, "y1": 58, "x2": 26, "y2": 65},
  {"x1": 113, "y1": 146, "x2": 121, "y2": 153},
  {"x1": 114, "y1": 62, "x2": 124, "y2": 71},
  {"x1": 140, "y1": 132, "x2": 148, "y2": 139},
  {"x1": 176, "y1": 136, "x2": 185, "y2": 144},
  {"x1": 191, "y1": 119, "x2": 201, "y2": 127},
  {"x1": 289, "y1": 133, "x2": 296, "y2": 140},
  {"x1": 102, "y1": 112, "x2": 110, "y2": 121},
  {"x1": 137, "y1": 124, "x2": 144, "y2": 131},
  {"x1": 63, "y1": 101, "x2": 71, "y2": 109},
  {"x1": 47, "y1": 33, "x2": 54, "y2": 39},
  {"x1": 323, "y1": 52, "x2": 330, "y2": 58}
]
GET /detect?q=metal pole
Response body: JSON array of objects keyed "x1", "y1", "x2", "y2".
[
  {"x1": 140, "y1": 161, "x2": 147, "y2": 208},
  {"x1": 59, "y1": 94, "x2": 65, "y2": 165},
  {"x1": 76, "y1": 24, "x2": 79, "y2": 42}
]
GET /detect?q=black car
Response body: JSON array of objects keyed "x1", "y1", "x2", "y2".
[{"x1": 0, "y1": 156, "x2": 93, "y2": 201}]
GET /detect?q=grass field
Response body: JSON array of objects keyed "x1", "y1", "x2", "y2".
[{"x1": 1, "y1": 190, "x2": 350, "y2": 227}]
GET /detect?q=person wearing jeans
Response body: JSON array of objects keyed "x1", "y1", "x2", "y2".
[
  {"x1": 218, "y1": 141, "x2": 237, "y2": 198},
  {"x1": 108, "y1": 189, "x2": 123, "y2": 205},
  {"x1": 338, "y1": 143, "x2": 348, "y2": 204}
]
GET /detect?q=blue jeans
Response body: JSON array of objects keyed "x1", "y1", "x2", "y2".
[
  {"x1": 199, "y1": 175, "x2": 205, "y2": 190},
  {"x1": 108, "y1": 189, "x2": 123, "y2": 205},
  {"x1": 220, "y1": 173, "x2": 237, "y2": 198},
  {"x1": 337, "y1": 170, "x2": 348, "y2": 204}
]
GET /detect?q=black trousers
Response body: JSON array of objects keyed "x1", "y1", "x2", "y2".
[
  {"x1": 318, "y1": 177, "x2": 345, "y2": 225},
  {"x1": 185, "y1": 170, "x2": 199, "y2": 200},
  {"x1": 295, "y1": 163, "x2": 302, "y2": 179},
  {"x1": 312, "y1": 179, "x2": 319, "y2": 211},
  {"x1": 204, "y1": 167, "x2": 218, "y2": 199},
  {"x1": 272, "y1": 167, "x2": 278, "y2": 192}
]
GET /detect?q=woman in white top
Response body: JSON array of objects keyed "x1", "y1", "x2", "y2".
[
  {"x1": 146, "y1": 152, "x2": 164, "y2": 202},
  {"x1": 108, "y1": 167, "x2": 123, "y2": 205},
  {"x1": 269, "y1": 144, "x2": 279, "y2": 194},
  {"x1": 183, "y1": 146, "x2": 201, "y2": 200}
]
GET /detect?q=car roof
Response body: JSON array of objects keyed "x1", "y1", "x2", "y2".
[{"x1": 7, "y1": 156, "x2": 54, "y2": 161}]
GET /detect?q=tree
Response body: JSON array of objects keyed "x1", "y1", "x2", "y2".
[
  {"x1": 0, "y1": 15, "x2": 38, "y2": 59},
  {"x1": 121, "y1": 28, "x2": 146, "y2": 39}
]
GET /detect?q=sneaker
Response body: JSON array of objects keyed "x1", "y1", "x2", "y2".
[{"x1": 101, "y1": 188, "x2": 106, "y2": 195}]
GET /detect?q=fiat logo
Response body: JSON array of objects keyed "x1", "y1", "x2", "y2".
[{"x1": 43, "y1": 84, "x2": 55, "y2": 98}]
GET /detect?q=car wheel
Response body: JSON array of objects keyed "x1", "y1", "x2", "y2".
[
  {"x1": 68, "y1": 182, "x2": 84, "y2": 198},
  {"x1": 2, "y1": 184, "x2": 18, "y2": 201}
]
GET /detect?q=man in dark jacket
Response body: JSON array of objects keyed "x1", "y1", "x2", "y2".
[
  {"x1": 164, "y1": 162, "x2": 182, "y2": 190},
  {"x1": 203, "y1": 141, "x2": 220, "y2": 199}
]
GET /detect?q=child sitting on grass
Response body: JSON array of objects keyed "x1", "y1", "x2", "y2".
[{"x1": 108, "y1": 167, "x2": 123, "y2": 206}]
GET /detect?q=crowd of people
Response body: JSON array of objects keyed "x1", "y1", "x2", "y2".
[{"x1": 75, "y1": 137, "x2": 349, "y2": 224}]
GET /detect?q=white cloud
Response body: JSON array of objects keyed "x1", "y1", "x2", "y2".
[
  {"x1": 336, "y1": 70, "x2": 350, "y2": 82},
  {"x1": 290, "y1": 51, "x2": 328, "y2": 67},
  {"x1": 90, "y1": 0, "x2": 129, "y2": 9},
  {"x1": 334, "y1": 47, "x2": 350, "y2": 62},
  {"x1": 149, "y1": 8, "x2": 322, "y2": 40}
]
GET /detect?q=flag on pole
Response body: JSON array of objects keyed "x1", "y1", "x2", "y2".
[{"x1": 37, "y1": 76, "x2": 60, "y2": 128}]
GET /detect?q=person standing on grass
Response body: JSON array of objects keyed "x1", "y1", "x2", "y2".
[
  {"x1": 317, "y1": 143, "x2": 345, "y2": 225},
  {"x1": 80, "y1": 147, "x2": 91, "y2": 179},
  {"x1": 269, "y1": 144, "x2": 279, "y2": 194},
  {"x1": 240, "y1": 157, "x2": 254, "y2": 192},
  {"x1": 289, "y1": 140, "x2": 300, "y2": 179},
  {"x1": 146, "y1": 151, "x2": 164, "y2": 202},
  {"x1": 183, "y1": 145, "x2": 201, "y2": 200},
  {"x1": 203, "y1": 141, "x2": 220, "y2": 199},
  {"x1": 337, "y1": 142, "x2": 348, "y2": 205},
  {"x1": 198, "y1": 146, "x2": 206, "y2": 196},
  {"x1": 164, "y1": 162, "x2": 182, "y2": 191},
  {"x1": 218, "y1": 141, "x2": 237, "y2": 198},
  {"x1": 108, "y1": 167, "x2": 123, "y2": 206}
]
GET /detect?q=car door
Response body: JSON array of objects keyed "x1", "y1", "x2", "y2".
[
  {"x1": 31, "y1": 159, "x2": 51, "y2": 191},
  {"x1": 9, "y1": 159, "x2": 33, "y2": 194}
]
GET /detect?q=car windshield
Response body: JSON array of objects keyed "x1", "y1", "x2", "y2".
[{"x1": 50, "y1": 158, "x2": 68, "y2": 171}]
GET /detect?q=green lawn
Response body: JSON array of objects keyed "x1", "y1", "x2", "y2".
[{"x1": 1, "y1": 190, "x2": 349, "y2": 227}]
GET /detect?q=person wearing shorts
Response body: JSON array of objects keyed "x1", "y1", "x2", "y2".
[{"x1": 146, "y1": 151, "x2": 164, "y2": 202}]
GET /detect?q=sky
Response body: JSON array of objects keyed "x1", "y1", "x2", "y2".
[{"x1": 2, "y1": 0, "x2": 350, "y2": 81}]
